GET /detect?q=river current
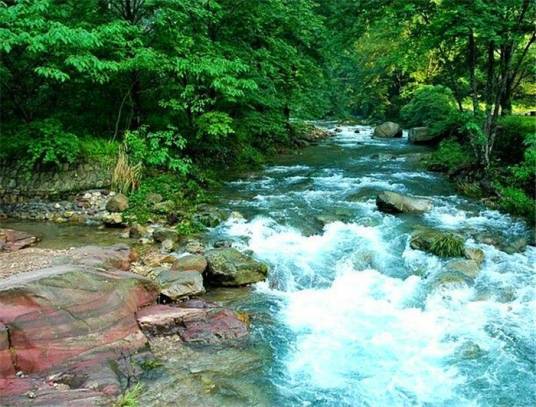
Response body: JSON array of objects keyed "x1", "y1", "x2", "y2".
[{"x1": 140, "y1": 125, "x2": 535, "y2": 406}]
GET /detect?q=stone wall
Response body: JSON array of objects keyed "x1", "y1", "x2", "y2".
[{"x1": 0, "y1": 162, "x2": 112, "y2": 205}]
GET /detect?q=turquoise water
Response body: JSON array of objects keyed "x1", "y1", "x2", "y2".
[{"x1": 141, "y1": 125, "x2": 535, "y2": 406}]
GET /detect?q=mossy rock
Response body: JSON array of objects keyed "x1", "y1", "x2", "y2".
[{"x1": 410, "y1": 229, "x2": 465, "y2": 257}]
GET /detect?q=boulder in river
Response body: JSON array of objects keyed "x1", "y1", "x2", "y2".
[
  {"x1": 0, "y1": 229, "x2": 39, "y2": 252},
  {"x1": 105, "y1": 193, "x2": 129, "y2": 212},
  {"x1": 205, "y1": 248, "x2": 268, "y2": 286},
  {"x1": 408, "y1": 127, "x2": 438, "y2": 144},
  {"x1": 410, "y1": 229, "x2": 465, "y2": 257},
  {"x1": 152, "y1": 267, "x2": 205, "y2": 300},
  {"x1": 376, "y1": 191, "x2": 433, "y2": 214},
  {"x1": 373, "y1": 122, "x2": 402, "y2": 138}
]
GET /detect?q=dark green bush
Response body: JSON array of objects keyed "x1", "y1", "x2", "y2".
[
  {"x1": 494, "y1": 116, "x2": 536, "y2": 164},
  {"x1": 428, "y1": 138, "x2": 473, "y2": 171},
  {"x1": 400, "y1": 85, "x2": 459, "y2": 137}
]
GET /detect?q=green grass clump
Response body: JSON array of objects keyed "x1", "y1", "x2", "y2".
[
  {"x1": 429, "y1": 233, "x2": 465, "y2": 258},
  {"x1": 114, "y1": 383, "x2": 144, "y2": 407}
]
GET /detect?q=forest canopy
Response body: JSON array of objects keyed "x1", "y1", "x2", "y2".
[{"x1": 1, "y1": 0, "x2": 535, "y2": 219}]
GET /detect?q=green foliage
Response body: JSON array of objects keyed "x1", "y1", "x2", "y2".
[
  {"x1": 114, "y1": 383, "x2": 144, "y2": 407},
  {"x1": 26, "y1": 119, "x2": 80, "y2": 168},
  {"x1": 124, "y1": 128, "x2": 189, "y2": 174},
  {"x1": 429, "y1": 233, "x2": 465, "y2": 258},
  {"x1": 428, "y1": 139, "x2": 472, "y2": 171},
  {"x1": 80, "y1": 138, "x2": 119, "y2": 164},
  {"x1": 401, "y1": 85, "x2": 459, "y2": 136},
  {"x1": 496, "y1": 186, "x2": 535, "y2": 223},
  {"x1": 494, "y1": 116, "x2": 536, "y2": 164}
]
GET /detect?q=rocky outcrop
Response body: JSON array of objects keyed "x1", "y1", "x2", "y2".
[
  {"x1": 137, "y1": 301, "x2": 249, "y2": 344},
  {"x1": 0, "y1": 266, "x2": 157, "y2": 379},
  {"x1": 0, "y1": 229, "x2": 39, "y2": 252},
  {"x1": 0, "y1": 245, "x2": 158, "y2": 401},
  {"x1": 153, "y1": 268, "x2": 205, "y2": 300},
  {"x1": 408, "y1": 127, "x2": 438, "y2": 144},
  {"x1": 205, "y1": 248, "x2": 268, "y2": 286},
  {"x1": 373, "y1": 122, "x2": 402, "y2": 138},
  {"x1": 376, "y1": 191, "x2": 433, "y2": 214},
  {"x1": 105, "y1": 193, "x2": 129, "y2": 212},
  {"x1": 193, "y1": 204, "x2": 229, "y2": 228}
]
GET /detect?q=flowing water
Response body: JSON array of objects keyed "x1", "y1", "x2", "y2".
[{"x1": 163, "y1": 124, "x2": 535, "y2": 407}]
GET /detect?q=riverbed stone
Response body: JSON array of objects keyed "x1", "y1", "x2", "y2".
[
  {"x1": 137, "y1": 303, "x2": 248, "y2": 344},
  {"x1": 376, "y1": 191, "x2": 433, "y2": 214},
  {"x1": 205, "y1": 248, "x2": 268, "y2": 286},
  {"x1": 105, "y1": 193, "x2": 129, "y2": 212},
  {"x1": 172, "y1": 254, "x2": 208, "y2": 273},
  {"x1": 444, "y1": 259, "x2": 481, "y2": 278},
  {"x1": 464, "y1": 247, "x2": 485, "y2": 265},
  {"x1": 153, "y1": 227, "x2": 179, "y2": 243},
  {"x1": 0, "y1": 229, "x2": 39, "y2": 252},
  {"x1": 373, "y1": 122, "x2": 402, "y2": 138},
  {"x1": 102, "y1": 212, "x2": 124, "y2": 226},
  {"x1": 408, "y1": 127, "x2": 437, "y2": 144},
  {"x1": 153, "y1": 268, "x2": 205, "y2": 300}
]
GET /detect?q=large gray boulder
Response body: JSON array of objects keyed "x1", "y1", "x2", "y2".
[
  {"x1": 376, "y1": 191, "x2": 433, "y2": 214},
  {"x1": 152, "y1": 268, "x2": 205, "y2": 300},
  {"x1": 205, "y1": 248, "x2": 268, "y2": 286},
  {"x1": 373, "y1": 122, "x2": 402, "y2": 138},
  {"x1": 172, "y1": 254, "x2": 208, "y2": 273},
  {"x1": 408, "y1": 127, "x2": 438, "y2": 144}
]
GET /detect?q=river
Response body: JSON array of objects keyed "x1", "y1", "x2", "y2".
[
  {"x1": 143, "y1": 124, "x2": 535, "y2": 406},
  {"x1": 10, "y1": 125, "x2": 533, "y2": 406}
]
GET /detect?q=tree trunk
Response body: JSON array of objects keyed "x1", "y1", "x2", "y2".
[{"x1": 468, "y1": 31, "x2": 479, "y2": 114}]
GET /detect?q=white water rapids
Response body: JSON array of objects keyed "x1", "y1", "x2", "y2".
[{"x1": 209, "y1": 125, "x2": 536, "y2": 406}]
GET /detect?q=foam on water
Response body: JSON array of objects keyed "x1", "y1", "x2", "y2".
[{"x1": 211, "y1": 125, "x2": 535, "y2": 406}]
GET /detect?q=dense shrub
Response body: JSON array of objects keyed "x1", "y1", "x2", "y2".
[
  {"x1": 400, "y1": 85, "x2": 459, "y2": 136},
  {"x1": 428, "y1": 138, "x2": 473, "y2": 171},
  {"x1": 496, "y1": 186, "x2": 535, "y2": 224},
  {"x1": 494, "y1": 116, "x2": 536, "y2": 164}
]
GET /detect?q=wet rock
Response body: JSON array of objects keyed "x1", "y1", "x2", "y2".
[
  {"x1": 410, "y1": 229, "x2": 465, "y2": 257},
  {"x1": 160, "y1": 239, "x2": 176, "y2": 253},
  {"x1": 183, "y1": 238, "x2": 205, "y2": 254},
  {"x1": 0, "y1": 258, "x2": 158, "y2": 383},
  {"x1": 152, "y1": 268, "x2": 205, "y2": 300},
  {"x1": 193, "y1": 205, "x2": 228, "y2": 228},
  {"x1": 129, "y1": 222, "x2": 146, "y2": 239},
  {"x1": 105, "y1": 193, "x2": 129, "y2": 212},
  {"x1": 373, "y1": 122, "x2": 402, "y2": 138},
  {"x1": 444, "y1": 259, "x2": 481, "y2": 278},
  {"x1": 214, "y1": 240, "x2": 233, "y2": 248},
  {"x1": 153, "y1": 227, "x2": 179, "y2": 243},
  {"x1": 408, "y1": 127, "x2": 438, "y2": 144},
  {"x1": 172, "y1": 254, "x2": 208, "y2": 273},
  {"x1": 0, "y1": 229, "x2": 39, "y2": 252},
  {"x1": 376, "y1": 191, "x2": 433, "y2": 214},
  {"x1": 371, "y1": 153, "x2": 397, "y2": 161},
  {"x1": 504, "y1": 237, "x2": 527, "y2": 254},
  {"x1": 205, "y1": 248, "x2": 268, "y2": 286},
  {"x1": 464, "y1": 247, "x2": 485, "y2": 265},
  {"x1": 137, "y1": 303, "x2": 248, "y2": 344},
  {"x1": 334, "y1": 127, "x2": 343, "y2": 133},
  {"x1": 102, "y1": 212, "x2": 124, "y2": 226}
]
